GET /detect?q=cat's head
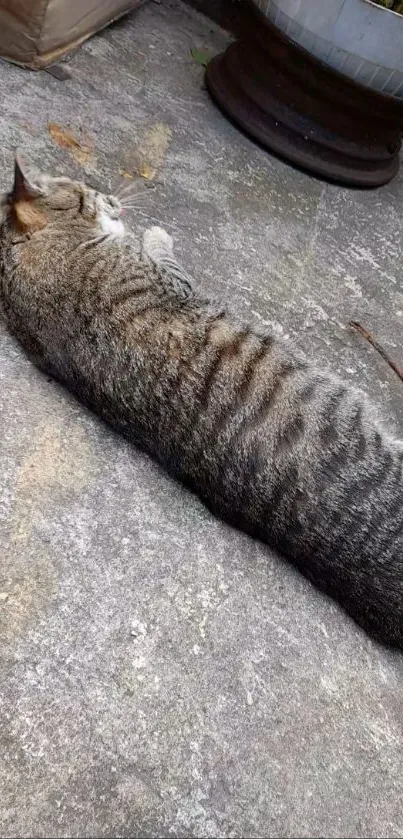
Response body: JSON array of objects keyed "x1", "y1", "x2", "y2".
[{"x1": 3, "y1": 154, "x2": 125, "y2": 239}]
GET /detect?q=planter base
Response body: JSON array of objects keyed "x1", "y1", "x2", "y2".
[{"x1": 205, "y1": 7, "x2": 403, "y2": 188}]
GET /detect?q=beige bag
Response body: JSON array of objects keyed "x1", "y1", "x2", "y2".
[{"x1": 0, "y1": 0, "x2": 143, "y2": 69}]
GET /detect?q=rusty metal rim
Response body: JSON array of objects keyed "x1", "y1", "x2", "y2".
[{"x1": 205, "y1": 2, "x2": 403, "y2": 188}]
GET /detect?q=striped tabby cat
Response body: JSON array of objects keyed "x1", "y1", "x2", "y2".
[{"x1": 1, "y1": 156, "x2": 403, "y2": 648}]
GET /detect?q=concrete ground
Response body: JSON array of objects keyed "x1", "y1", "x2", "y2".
[{"x1": 1, "y1": 1, "x2": 403, "y2": 836}]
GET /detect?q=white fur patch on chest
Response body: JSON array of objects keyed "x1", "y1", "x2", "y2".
[{"x1": 99, "y1": 211, "x2": 125, "y2": 238}]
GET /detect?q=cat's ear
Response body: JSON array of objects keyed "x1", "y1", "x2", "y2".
[
  {"x1": 12, "y1": 153, "x2": 42, "y2": 203},
  {"x1": 10, "y1": 153, "x2": 47, "y2": 233}
]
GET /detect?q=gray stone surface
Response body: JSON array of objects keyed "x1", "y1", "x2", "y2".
[{"x1": 1, "y1": 1, "x2": 403, "y2": 836}]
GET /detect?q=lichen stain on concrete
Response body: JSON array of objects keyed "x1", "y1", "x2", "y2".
[
  {"x1": 122, "y1": 121, "x2": 172, "y2": 181},
  {"x1": 1, "y1": 420, "x2": 92, "y2": 647}
]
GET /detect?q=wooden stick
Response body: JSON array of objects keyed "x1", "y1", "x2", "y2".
[{"x1": 349, "y1": 320, "x2": 403, "y2": 383}]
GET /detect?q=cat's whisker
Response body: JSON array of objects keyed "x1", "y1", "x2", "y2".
[
  {"x1": 116, "y1": 181, "x2": 155, "y2": 199},
  {"x1": 120, "y1": 199, "x2": 152, "y2": 207},
  {"x1": 120, "y1": 193, "x2": 152, "y2": 205},
  {"x1": 120, "y1": 200, "x2": 153, "y2": 211},
  {"x1": 120, "y1": 194, "x2": 151, "y2": 203},
  {"x1": 116, "y1": 183, "x2": 147, "y2": 199},
  {"x1": 116, "y1": 182, "x2": 139, "y2": 194},
  {"x1": 120, "y1": 191, "x2": 152, "y2": 202},
  {"x1": 121, "y1": 208, "x2": 149, "y2": 215},
  {"x1": 116, "y1": 186, "x2": 136, "y2": 199}
]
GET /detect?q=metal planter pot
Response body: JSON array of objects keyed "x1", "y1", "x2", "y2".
[{"x1": 205, "y1": 0, "x2": 403, "y2": 187}]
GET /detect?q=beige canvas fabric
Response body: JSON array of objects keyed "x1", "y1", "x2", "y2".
[{"x1": 0, "y1": 0, "x2": 143, "y2": 68}]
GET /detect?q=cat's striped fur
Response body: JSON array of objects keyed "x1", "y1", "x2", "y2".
[{"x1": 1, "y1": 158, "x2": 403, "y2": 647}]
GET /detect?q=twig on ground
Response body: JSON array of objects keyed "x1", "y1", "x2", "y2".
[{"x1": 349, "y1": 320, "x2": 403, "y2": 383}]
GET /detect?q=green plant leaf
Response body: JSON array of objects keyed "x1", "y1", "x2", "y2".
[{"x1": 190, "y1": 47, "x2": 210, "y2": 68}]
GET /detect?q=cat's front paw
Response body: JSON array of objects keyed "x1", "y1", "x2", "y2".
[{"x1": 143, "y1": 226, "x2": 174, "y2": 262}]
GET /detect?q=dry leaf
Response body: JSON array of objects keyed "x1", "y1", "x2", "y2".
[
  {"x1": 47, "y1": 122, "x2": 93, "y2": 166},
  {"x1": 139, "y1": 161, "x2": 154, "y2": 180},
  {"x1": 138, "y1": 122, "x2": 172, "y2": 180},
  {"x1": 119, "y1": 168, "x2": 134, "y2": 179},
  {"x1": 119, "y1": 123, "x2": 172, "y2": 182},
  {"x1": 190, "y1": 47, "x2": 210, "y2": 67}
]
